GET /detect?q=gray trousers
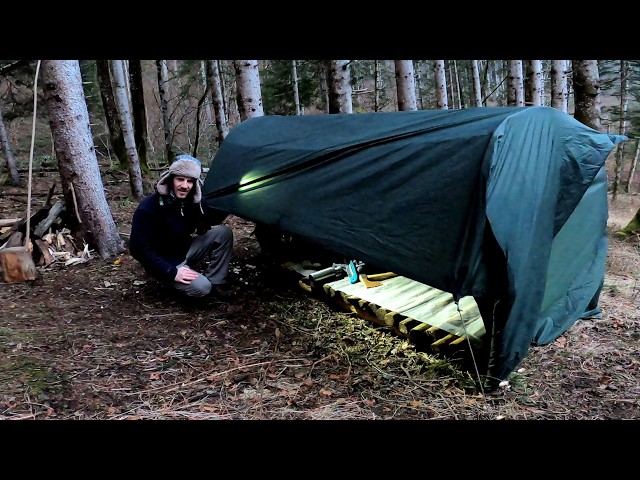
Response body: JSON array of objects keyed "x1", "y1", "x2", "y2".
[{"x1": 169, "y1": 225, "x2": 234, "y2": 297}]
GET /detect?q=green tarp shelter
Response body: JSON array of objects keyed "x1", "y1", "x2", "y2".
[{"x1": 202, "y1": 106, "x2": 626, "y2": 386}]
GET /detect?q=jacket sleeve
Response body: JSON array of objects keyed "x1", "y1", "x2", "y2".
[{"x1": 129, "y1": 203, "x2": 178, "y2": 283}]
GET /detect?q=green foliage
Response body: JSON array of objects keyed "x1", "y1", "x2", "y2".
[
  {"x1": 0, "y1": 60, "x2": 39, "y2": 121},
  {"x1": 117, "y1": 198, "x2": 136, "y2": 208},
  {"x1": 261, "y1": 60, "x2": 319, "y2": 115},
  {"x1": 38, "y1": 154, "x2": 54, "y2": 168},
  {"x1": 350, "y1": 60, "x2": 395, "y2": 112},
  {"x1": 0, "y1": 326, "x2": 67, "y2": 398},
  {"x1": 615, "y1": 211, "x2": 640, "y2": 237},
  {"x1": 0, "y1": 355, "x2": 68, "y2": 398},
  {"x1": 79, "y1": 60, "x2": 104, "y2": 121}
]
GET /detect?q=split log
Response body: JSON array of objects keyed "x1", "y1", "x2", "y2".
[
  {"x1": 0, "y1": 202, "x2": 59, "y2": 243},
  {"x1": 0, "y1": 231, "x2": 38, "y2": 282},
  {"x1": 34, "y1": 201, "x2": 64, "y2": 237},
  {"x1": 34, "y1": 239, "x2": 54, "y2": 266},
  {"x1": 5, "y1": 231, "x2": 23, "y2": 247},
  {"x1": 0, "y1": 218, "x2": 21, "y2": 227}
]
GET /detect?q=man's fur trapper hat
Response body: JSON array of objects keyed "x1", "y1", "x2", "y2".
[{"x1": 156, "y1": 154, "x2": 203, "y2": 203}]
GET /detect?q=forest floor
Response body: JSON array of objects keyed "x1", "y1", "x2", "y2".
[{"x1": 1, "y1": 166, "x2": 639, "y2": 422}]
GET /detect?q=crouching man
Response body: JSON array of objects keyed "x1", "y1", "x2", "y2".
[{"x1": 129, "y1": 154, "x2": 234, "y2": 299}]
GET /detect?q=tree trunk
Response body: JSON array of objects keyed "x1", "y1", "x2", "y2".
[
  {"x1": 394, "y1": 60, "x2": 417, "y2": 111},
  {"x1": 326, "y1": 60, "x2": 353, "y2": 114},
  {"x1": 470, "y1": 60, "x2": 482, "y2": 107},
  {"x1": 156, "y1": 60, "x2": 175, "y2": 165},
  {"x1": 506, "y1": 60, "x2": 525, "y2": 106},
  {"x1": 612, "y1": 60, "x2": 628, "y2": 197},
  {"x1": 616, "y1": 204, "x2": 640, "y2": 238},
  {"x1": 447, "y1": 61, "x2": 457, "y2": 109},
  {"x1": 433, "y1": 60, "x2": 448, "y2": 110},
  {"x1": 199, "y1": 60, "x2": 214, "y2": 128},
  {"x1": 95, "y1": 59, "x2": 128, "y2": 169},
  {"x1": 205, "y1": 60, "x2": 229, "y2": 146},
  {"x1": 572, "y1": 60, "x2": 602, "y2": 131},
  {"x1": 414, "y1": 60, "x2": 426, "y2": 110},
  {"x1": 40, "y1": 60, "x2": 125, "y2": 258},
  {"x1": 525, "y1": 60, "x2": 543, "y2": 106},
  {"x1": 109, "y1": 60, "x2": 144, "y2": 200},
  {"x1": 291, "y1": 60, "x2": 301, "y2": 115},
  {"x1": 453, "y1": 60, "x2": 464, "y2": 109},
  {"x1": 128, "y1": 60, "x2": 150, "y2": 174},
  {"x1": 373, "y1": 60, "x2": 381, "y2": 112},
  {"x1": 319, "y1": 62, "x2": 330, "y2": 113},
  {"x1": 233, "y1": 60, "x2": 264, "y2": 121},
  {"x1": 551, "y1": 60, "x2": 569, "y2": 113},
  {"x1": 489, "y1": 61, "x2": 505, "y2": 106},
  {"x1": 0, "y1": 101, "x2": 21, "y2": 186}
]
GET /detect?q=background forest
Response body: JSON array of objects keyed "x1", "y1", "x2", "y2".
[{"x1": 1, "y1": 59, "x2": 639, "y2": 200}]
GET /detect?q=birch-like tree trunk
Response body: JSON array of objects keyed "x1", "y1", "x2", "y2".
[
  {"x1": 319, "y1": 63, "x2": 330, "y2": 113},
  {"x1": 373, "y1": 60, "x2": 382, "y2": 112},
  {"x1": 447, "y1": 61, "x2": 457, "y2": 108},
  {"x1": 326, "y1": 60, "x2": 353, "y2": 114},
  {"x1": 453, "y1": 60, "x2": 464, "y2": 109},
  {"x1": 110, "y1": 60, "x2": 144, "y2": 200},
  {"x1": 394, "y1": 60, "x2": 417, "y2": 111},
  {"x1": 168, "y1": 60, "x2": 192, "y2": 143},
  {"x1": 128, "y1": 60, "x2": 149, "y2": 173},
  {"x1": 572, "y1": 60, "x2": 602, "y2": 131},
  {"x1": 40, "y1": 60, "x2": 125, "y2": 258},
  {"x1": 612, "y1": 60, "x2": 629, "y2": 197},
  {"x1": 470, "y1": 60, "x2": 483, "y2": 107},
  {"x1": 205, "y1": 60, "x2": 229, "y2": 146},
  {"x1": 0, "y1": 101, "x2": 21, "y2": 186},
  {"x1": 414, "y1": 60, "x2": 425, "y2": 110},
  {"x1": 489, "y1": 61, "x2": 505, "y2": 106},
  {"x1": 291, "y1": 60, "x2": 301, "y2": 115},
  {"x1": 233, "y1": 60, "x2": 264, "y2": 121},
  {"x1": 199, "y1": 60, "x2": 214, "y2": 127},
  {"x1": 551, "y1": 60, "x2": 569, "y2": 112},
  {"x1": 156, "y1": 60, "x2": 174, "y2": 165},
  {"x1": 525, "y1": 60, "x2": 543, "y2": 106},
  {"x1": 433, "y1": 60, "x2": 448, "y2": 110},
  {"x1": 95, "y1": 60, "x2": 128, "y2": 168},
  {"x1": 217, "y1": 61, "x2": 229, "y2": 123},
  {"x1": 506, "y1": 60, "x2": 525, "y2": 106}
]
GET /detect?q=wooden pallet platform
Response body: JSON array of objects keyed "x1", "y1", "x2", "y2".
[{"x1": 288, "y1": 263, "x2": 487, "y2": 355}]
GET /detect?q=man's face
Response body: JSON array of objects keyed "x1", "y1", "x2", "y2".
[{"x1": 172, "y1": 175, "x2": 195, "y2": 199}]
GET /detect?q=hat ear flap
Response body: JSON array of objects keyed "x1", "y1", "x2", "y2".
[
  {"x1": 156, "y1": 171, "x2": 172, "y2": 196},
  {"x1": 193, "y1": 178, "x2": 202, "y2": 203}
]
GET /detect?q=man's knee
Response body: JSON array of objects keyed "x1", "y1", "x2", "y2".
[
  {"x1": 216, "y1": 224, "x2": 233, "y2": 242},
  {"x1": 185, "y1": 275, "x2": 212, "y2": 297},
  {"x1": 207, "y1": 224, "x2": 233, "y2": 245}
]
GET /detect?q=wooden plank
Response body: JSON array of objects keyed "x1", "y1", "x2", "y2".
[
  {"x1": 0, "y1": 218, "x2": 21, "y2": 227},
  {"x1": 398, "y1": 317, "x2": 421, "y2": 334},
  {"x1": 34, "y1": 239, "x2": 54, "y2": 266},
  {"x1": 34, "y1": 200, "x2": 64, "y2": 237}
]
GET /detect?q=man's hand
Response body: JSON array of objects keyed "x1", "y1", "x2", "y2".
[{"x1": 175, "y1": 265, "x2": 199, "y2": 284}]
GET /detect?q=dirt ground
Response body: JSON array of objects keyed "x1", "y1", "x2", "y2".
[{"x1": 1, "y1": 167, "x2": 639, "y2": 421}]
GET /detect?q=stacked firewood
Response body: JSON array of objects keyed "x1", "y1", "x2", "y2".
[{"x1": 0, "y1": 199, "x2": 93, "y2": 269}]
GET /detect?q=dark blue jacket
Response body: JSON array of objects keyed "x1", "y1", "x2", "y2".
[{"x1": 129, "y1": 192, "x2": 226, "y2": 283}]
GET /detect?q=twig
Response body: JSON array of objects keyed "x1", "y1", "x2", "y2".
[
  {"x1": 399, "y1": 364, "x2": 459, "y2": 419},
  {"x1": 128, "y1": 360, "x2": 278, "y2": 396},
  {"x1": 69, "y1": 181, "x2": 82, "y2": 224}
]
